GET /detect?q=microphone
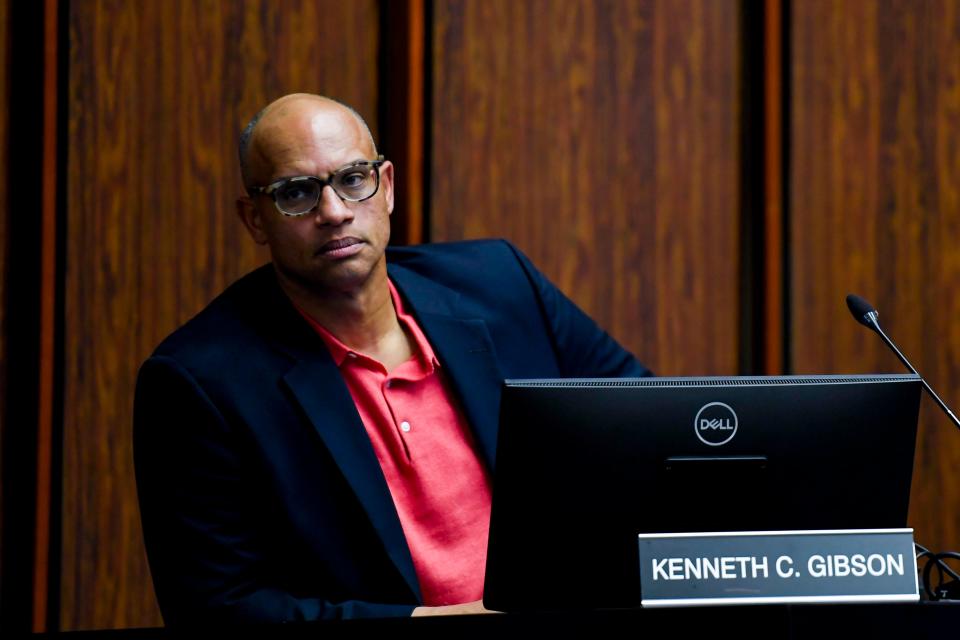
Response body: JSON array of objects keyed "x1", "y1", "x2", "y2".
[{"x1": 846, "y1": 294, "x2": 960, "y2": 431}]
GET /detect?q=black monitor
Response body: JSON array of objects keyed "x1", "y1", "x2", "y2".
[{"x1": 482, "y1": 374, "x2": 922, "y2": 612}]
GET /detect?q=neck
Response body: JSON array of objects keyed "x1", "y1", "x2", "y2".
[{"x1": 277, "y1": 263, "x2": 412, "y2": 368}]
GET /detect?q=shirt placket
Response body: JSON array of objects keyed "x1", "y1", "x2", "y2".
[
  {"x1": 383, "y1": 356, "x2": 435, "y2": 465},
  {"x1": 341, "y1": 352, "x2": 409, "y2": 468},
  {"x1": 382, "y1": 374, "x2": 413, "y2": 464}
]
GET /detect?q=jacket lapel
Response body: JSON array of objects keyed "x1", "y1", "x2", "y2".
[
  {"x1": 281, "y1": 360, "x2": 423, "y2": 602},
  {"x1": 252, "y1": 268, "x2": 422, "y2": 602},
  {"x1": 388, "y1": 264, "x2": 504, "y2": 470}
]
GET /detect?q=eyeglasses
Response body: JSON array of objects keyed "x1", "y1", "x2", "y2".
[{"x1": 250, "y1": 156, "x2": 386, "y2": 216}]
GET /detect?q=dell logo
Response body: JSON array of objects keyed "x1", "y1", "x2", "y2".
[
  {"x1": 700, "y1": 418, "x2": 734, "y2": 430},
  {"x1": 694, "y1": 402, "x2": 738, "y2": 446}
]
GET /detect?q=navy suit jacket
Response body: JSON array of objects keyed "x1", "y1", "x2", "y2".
[{"x1": 134, "y1": 239, "x2": 650, "y2": 624}]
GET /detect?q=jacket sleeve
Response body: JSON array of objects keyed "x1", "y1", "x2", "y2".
[
  {"x1": 133, "y1": 355, "x2": 416, "y2": 625},
  {"x1": 502, "y1": 240, "x2": 653, "y2": 378}
]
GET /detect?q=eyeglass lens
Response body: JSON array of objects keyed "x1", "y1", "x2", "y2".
[{"x1": 275, "y1": 163, "x2": 379, "y2": 215}]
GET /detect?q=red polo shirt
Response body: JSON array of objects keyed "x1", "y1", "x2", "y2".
[{"x1": 297, "y1": 281, "x2": 493, "y2": 606}]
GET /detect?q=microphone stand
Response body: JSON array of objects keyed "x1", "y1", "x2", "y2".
[{"x1": 860, "y1": 310, "x2": 960, "y2": 432}]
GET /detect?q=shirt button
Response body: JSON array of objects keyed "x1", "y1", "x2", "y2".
[
  {"x1": 400, "y1": 421, "x2": 411, "y2": 432},
  {"x1": 346, "y1": 352, "x2": 357, "y2": 359}
]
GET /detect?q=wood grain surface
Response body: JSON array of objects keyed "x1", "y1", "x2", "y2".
[
  {"x1": 431, "y1": 0, "x2": 742, "y2": 376},
  {"x1": 33, "y1": 0, "x2": 60, "y2": 630},
  {"x1": 764, "y1": 0, "x2": 784, "y2": 375},
  {"x1": 791, "y1": 0, "x2": 960, "y2": 553},
  {"x1": 63, "y1": 0, "x2": 378, "y2": 629},
  {"x1": 379, "y1": 0, "x2": 427, "y2": 245}
]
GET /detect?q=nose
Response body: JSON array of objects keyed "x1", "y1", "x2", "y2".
[{"x1": 312, "y1": 185, "x2": 355, "y2": 226}]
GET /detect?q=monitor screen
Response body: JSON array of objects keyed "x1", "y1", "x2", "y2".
[{"x1": 482, "y1": 374, "x2": 922, "y2": 611}]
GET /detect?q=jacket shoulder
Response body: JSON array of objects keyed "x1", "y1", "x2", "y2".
[
  {"x1": 386, "y1": 239, "x2": 527, "y2": 284},
  {"x1": 386, "y1": 237, "x2": 516, "y2": 261},
  {"x1": 146, "y1": 264, "x2": 280, "y2": 367}
]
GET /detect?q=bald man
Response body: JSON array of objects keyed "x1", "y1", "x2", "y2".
[{"x1": 133, "y1": 94, "x2": 649, "y2": 625}]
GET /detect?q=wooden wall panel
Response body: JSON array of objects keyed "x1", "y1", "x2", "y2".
[
  {"x1": 64, "y1": 0, "x2": 378, "y2": 630},
  {"x1": 35, "y1": 0, "x2": 61, "y2": 630},
  {"x1": 791, "y1": 0, "x2": 960, "y2": 553},
  {"x1": 379, "y1": 0, "x2": 426, "y2": 245},
  {"x1": 431, "y1": 0, "x2": 741, "y2": 375}
]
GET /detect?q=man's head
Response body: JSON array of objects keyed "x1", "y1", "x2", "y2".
[
  {"x1": 238, "y1": 96, "x2": 378, "y2": 193},
  {"x1": 236, "y1": 94, "x2": 394, "y2": 296}
]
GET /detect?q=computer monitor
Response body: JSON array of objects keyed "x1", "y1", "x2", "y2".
[{"x1": 482, "y1": 374, "x2": 922, "y2": 611}]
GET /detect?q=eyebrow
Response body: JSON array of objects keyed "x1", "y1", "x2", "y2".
[{"x1": 270, "y1": 158, "x2": 371, "y2": 184}]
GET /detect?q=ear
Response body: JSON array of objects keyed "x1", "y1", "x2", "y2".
[
  {"x1": 236, "y1": 196, "x2": 270, "y2": 245},
  {"x1": 380, "y1": 161, "x2": 395, "y2": 216}
]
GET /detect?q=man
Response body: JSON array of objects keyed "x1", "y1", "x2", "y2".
[{"x1": 134, "y1": 94, "x2": 650, "y2": 625}]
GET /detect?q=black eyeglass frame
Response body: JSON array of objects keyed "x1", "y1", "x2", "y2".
[{"x1": 249, "y1": 155, "x2": 386, "y2": 217}]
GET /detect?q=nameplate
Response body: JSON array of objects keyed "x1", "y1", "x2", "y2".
[{"x1": 637, "y1": 529, "x2": 918, "y2": 607}]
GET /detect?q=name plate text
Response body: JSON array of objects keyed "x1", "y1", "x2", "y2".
[{"x1": 637, "y1": 529, "x2": 918, "y2": 607}]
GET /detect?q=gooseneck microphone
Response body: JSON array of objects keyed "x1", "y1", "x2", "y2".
[{"x1": 846, "y1": 293, "x2": 960, "y2": 431}]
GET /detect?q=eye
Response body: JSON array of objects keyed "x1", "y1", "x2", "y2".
[
  {"x1": 338, "y1": 170, "x2": 368, "y2": 190},
  {"x1": 278, "y1": 182, "x2": 315, "y2": 203}
]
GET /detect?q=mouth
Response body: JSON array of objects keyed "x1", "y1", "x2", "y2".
[{"x1": 317, "y1": 237, "x2": 365, "y2": 259}]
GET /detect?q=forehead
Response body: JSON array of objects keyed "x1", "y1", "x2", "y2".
[{"x1": 250, "y1": 102, "x2": 374, "y2": 181}]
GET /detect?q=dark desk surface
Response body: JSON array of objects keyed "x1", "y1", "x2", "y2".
[{"x1": 38, "y1": 602, "x2": 960, "y2": 639}]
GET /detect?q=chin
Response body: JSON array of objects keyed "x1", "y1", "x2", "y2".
[{"x1": 295, "y1": 264, "x2": 378, "y2": 295}]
